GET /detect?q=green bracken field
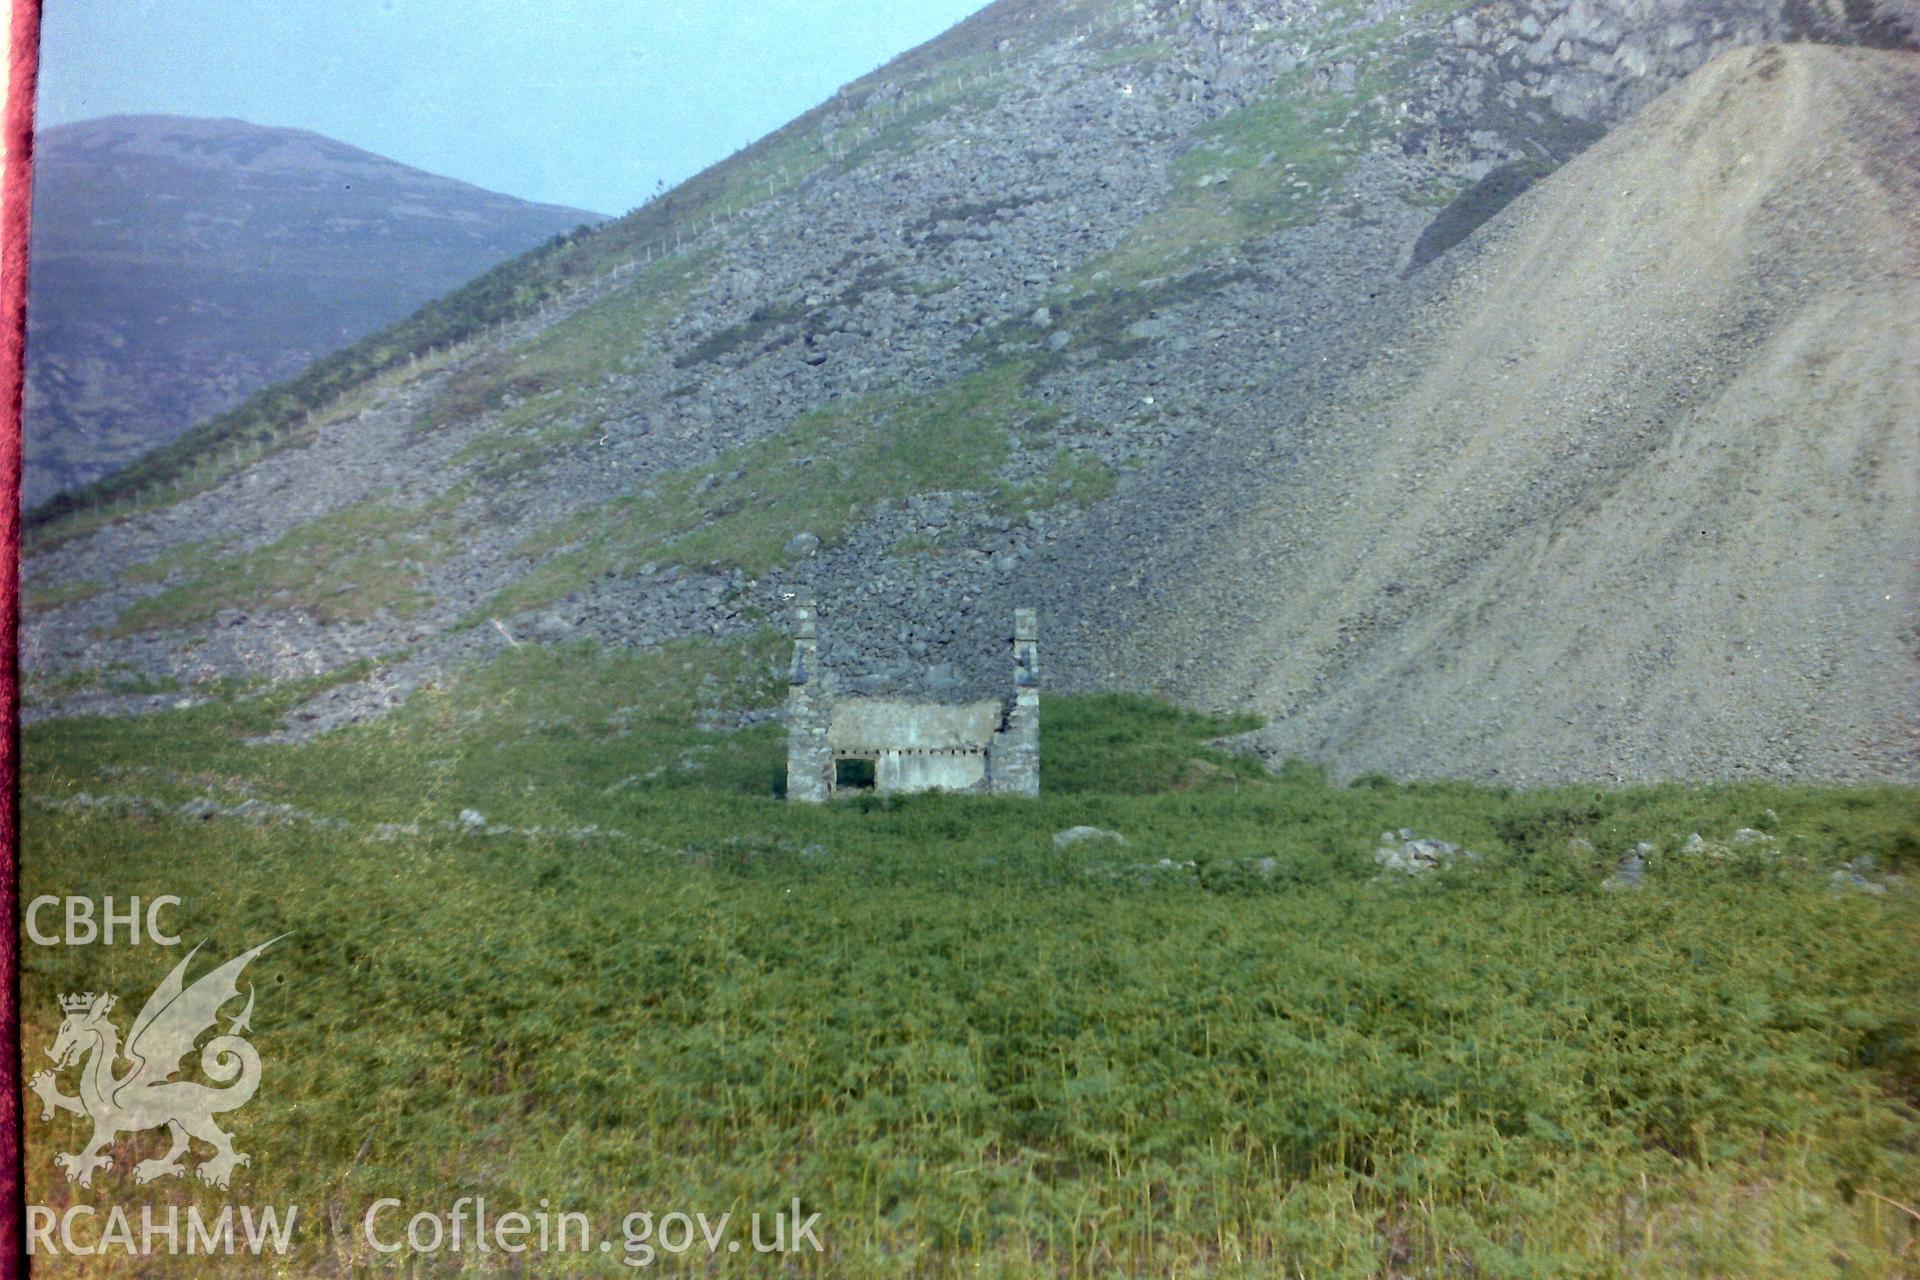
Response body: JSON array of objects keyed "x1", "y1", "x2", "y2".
[{"x1": 18, "y1": 638, "x2": 1920, "y2": 1276}]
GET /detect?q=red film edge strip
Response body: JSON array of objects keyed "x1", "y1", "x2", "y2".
[{"x1": 0, "y1": 0, "x2": 39, "y2": 1275}]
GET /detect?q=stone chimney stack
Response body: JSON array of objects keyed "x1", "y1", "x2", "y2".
[
  {"x1": 784, "y1": 594, "x2": 831, "y2": 802},
  {"x1": 999, "y1": 608, "x2": 1040, "y2": 797}
]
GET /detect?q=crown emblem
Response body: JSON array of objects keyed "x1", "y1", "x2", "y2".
[{"x1": 59, "y1": 992, "x2": 111, "y2": 1015}]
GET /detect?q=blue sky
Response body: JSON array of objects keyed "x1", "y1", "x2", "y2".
[{"x1": 36, "y1": 0, "x2": 994, "y2": 216}]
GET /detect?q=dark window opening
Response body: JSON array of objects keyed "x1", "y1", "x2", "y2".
[{"x1": 835, "y1": 757, "x2": 876, "y2": 791}]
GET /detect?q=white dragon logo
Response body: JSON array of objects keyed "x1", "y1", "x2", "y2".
[{"x1": 29, "y1": 937, "x2": 282, "y2": 1190}]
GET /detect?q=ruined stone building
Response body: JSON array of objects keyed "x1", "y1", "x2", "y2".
[{"x1": 785, "y1": 600, "x2": 1038, "y2": 800}]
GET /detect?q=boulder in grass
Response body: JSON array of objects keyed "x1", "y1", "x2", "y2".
[
  {"x1": 1829, "y1": 856, "x2": 1888, "y2": 895},
  {"x1": 1374, "y1": 828, "x2": 1481, "y2": 875},
  {"x1": 1053, "y1": 825, "x2": 1128, "y2": 849},
  {"x1": 1603, "y1": 843, "x2": 1655, "y2": 890}
]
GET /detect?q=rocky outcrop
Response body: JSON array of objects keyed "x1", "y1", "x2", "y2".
[{"x1": 1374, "y1": 830, "x2": 1483, "y2": 875}]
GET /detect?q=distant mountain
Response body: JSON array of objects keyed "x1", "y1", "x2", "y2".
[{"x1": 22, "y1": 115, "x2": 602, "y2": 505}]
